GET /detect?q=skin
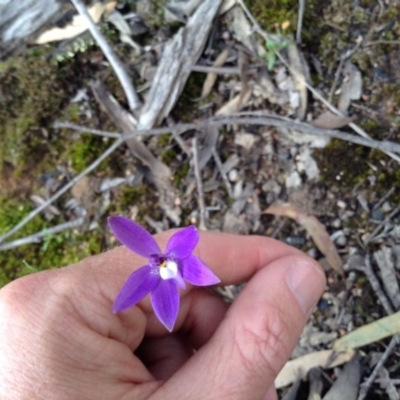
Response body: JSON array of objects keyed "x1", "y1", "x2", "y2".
[{"x1": 0, "y1": 231, "x2": 325, "y2": 400}]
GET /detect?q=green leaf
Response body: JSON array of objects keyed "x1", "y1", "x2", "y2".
[
  {"x1": 22, "y1": 260, "x2": 39, "y2": 272},
  {"x1": 333, "y1": 311, "x2": 400, "y2": 351},
  {"x1": 266, "y1": 40, "x2": 277, "y2": 51},
  {"x1": 267, "y1": 53, "x2": 276, "y2": 71}
]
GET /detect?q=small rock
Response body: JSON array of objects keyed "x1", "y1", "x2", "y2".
[
  {"x1": 336, "y1": 235, "x2": 347, "y2": 247},
  {"x1": 382, "y1": 201, "x2": 392, "y2": 212},
  {"x1": 234, "y1": 131, "x2": 258, "y2": 150},
  {"x1": 262, "y1": 179, "x2": 281, "y2": 194},
  {"x1": 307, "y1": 248, "x2": 317, "y2": 258},
  {"x1": 371, "y1": 208, "x2": 384, "y2": 221},
  {"x1": 337, "y1": 200, "x2": 346, "y2": 209},
  {"x1": 331, "y1": 218, "x2": 342, "y2": 228},
  {"x1": 262, "y1": 143, "x2": 274, "y2": 155},
  {"x1": 368, "y1": 175, "x2": 376, "y2": 186},
  {"x1": 228, "y1": 169, "x2": 239, "y2": 182},
  {"x1": 285, "y1": 170, "x2": 302, "y2": 188},
  {"x1": 296, "y1": 146, "x2": 320, "y2": 181},
  {"x1": 331, "y1": 230, "x2": 344, "y2": 241},
  {"x1": 340, "y1": 210, "x2": 355, "y2": 220}
]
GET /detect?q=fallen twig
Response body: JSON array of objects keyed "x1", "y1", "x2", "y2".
[
  {"x1": 365, "y1": 40, "x2": 400, "y2": 47},
  {"x1": 55, "y1": 114, "x2": 400, "y2": 154},
  {"x1": 364, "y1": 204, "x2": 400, "y2": 244},
  {"x1": 357, "y1": 336, "x2": 398, "y2": 400},
  {"x1": 0, "y1": 137, "x2": 124, "y2": 244},
  {"x1": 296, "y1": 0, "x2": 306, "y2": 43},
  {"x1": 212, "y1": 147, "x2": 233, "y2": 198},
  {"x1": 192, "y1": 137, "x2": 207, "y2": 230},
  {"x1": 0, "y1": 218, "x2": 86, "y2": 251},
  {"x1": 70, "y1": 0, "x2": 141, "y2": 111},
  {"x1": 190, "y1": 65, "x2": 259, "y2": 74},
  {"x1": 372, "y1": 187, "x2": 396, "y2": 211},
  {"x1": 364, "y1": 255, "x2": 394, "y2": 315}
]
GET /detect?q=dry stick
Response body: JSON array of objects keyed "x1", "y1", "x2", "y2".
[
  {"x1": 211, "y1": 147, "x2": 233, "y2": 198},
  {"x1": 192, "y1": 137, "x2": 207, "y2": 230},
  {"x1": 236, "y1": 1, "x2": 400, "y2": 164},
  {"x1": 364, "y1": 203, "x2": 400, "y2": 244},
  {"x1": 190, "y1": 65, "x2": 258, "y2": 74},
  {"x1": 55, "y1": 116, "x2": 400, "y2": 154},
  {"x1": 70, "y1": 0, "x2": 141, "y2": 111},
  {"x1": 357, "y1": 335, "x2": 398, "y2": 400},
  {"x1": 375, "y1": 379, "x2": 400, "y2": 385},
  {"x1": 55, "y1": 121, "x2": 121, "y2": 138},
  {"x1": 0, "y1": 218, "x2": 86, "y2": 251},
  {"x1": 365, "y1": 256, "x2": 394, "y2": 315},
  {"x1": 355, "y1": 257, "x2": 400, "y2": 400},
  {"x1": 0, "y1": 137, "x2": 124, "y2": 244},
  {"x1": 296, "y1": 0, "x2": 306, "y2": 44},
  {"x1": 372, "y1": 187, "x2": 395, "y2": 211},
  {"x1": 328, "y1": 57, "x2": 345, "y2": 103},
  {"x1": 365, "y1": 40, "x2": 400, "y2": 46}
]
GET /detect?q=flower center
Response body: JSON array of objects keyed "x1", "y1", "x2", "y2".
[{"x1": 159, "y1": 260, "x2": 178, "y2": 280}]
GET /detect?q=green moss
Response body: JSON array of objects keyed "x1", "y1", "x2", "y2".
[
  {"x1": 172, "y1": 162, "x2": 190, "y2": 187},
  {"x1": 244, "y1": 0, "x2": 298, "y2": 31},
  {"x1": 114, "y1": 184, "x2": 161, "y2": 221},
  {"x1": 144, "y1": 1, "x2": 165, "y2": 29},
  {"x1": 171, "y1": 73, "x2": 203, "y2": 122},
  {"x1": 0, "y1": 195, "x2": 104, "y2": 288},
  {"x1": 0, "y1": 55, "x2": 66, "y2": 169},
  {"x1": 63, "y1": 133, "x2": 111, "y2": 173}
]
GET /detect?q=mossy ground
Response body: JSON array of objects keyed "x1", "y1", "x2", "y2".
[{"x1": 0, "y1": 40, "x2": 143, "y2": 287}]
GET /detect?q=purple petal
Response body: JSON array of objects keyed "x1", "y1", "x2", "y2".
[
  {"x1": 113, "y1": 265, "x2": 159, "y2": 312},
  {"x1": 108, "y1": 216, "x2": 160, "y2": 258},
  {"x1": 181, "y1": 255, "x2": 220, "y2": 286},
  {"x1": 165, "y1": 225, "x2": 199, "y2": 260},
  {"x1": 151, "y1": 280, "x2": 179, "y2": 332}
]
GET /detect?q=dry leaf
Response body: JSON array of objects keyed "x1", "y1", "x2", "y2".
[
  {"x1": 333, "y1": 311, "x2": 400, "y2": 351},
  {"x1": 275, "y1": 349, "x2": 355, "y2": 389},
  {"x1": 263, "y1": 203, "x2": 344, "y2": 275},
  {"x1": 288, "y1": 43, "x2": 308, "y2": 120},
  {"x1": 310, "y1": 111, "x2": 354, "y2": 129},
  {"x1": 35, "y1": 2, "x2": 116, "y2": 44},
  {"x1": 338, "y1": 61, "x2": 362, "y2": 114},
  {"x1": 216, "y1": 89, "x2": 252, "y2": 116},
  {"x1": 201, "y1": 48, "x2": 230, "y2": 98}
]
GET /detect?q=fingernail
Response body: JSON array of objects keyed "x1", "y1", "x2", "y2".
[{"x1": 286, "y1": 260, "x2": 325, "y2": 317}]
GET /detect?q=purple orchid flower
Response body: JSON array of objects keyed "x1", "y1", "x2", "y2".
[{"x1": 108, "y1": 216, "x2": 220, "y2": 331}]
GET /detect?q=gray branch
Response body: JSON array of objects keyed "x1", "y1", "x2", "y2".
[{"x1": 70, "y1": 0, "x2": 141, "y2": 111}]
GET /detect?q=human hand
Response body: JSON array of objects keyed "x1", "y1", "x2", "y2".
[{"x1": 0, "y1": 231, "x2": 325, "y2": 400}]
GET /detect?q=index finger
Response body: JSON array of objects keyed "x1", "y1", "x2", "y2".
[{"x1": 194, "y1": 231, "x2": 305, "y2": 284}]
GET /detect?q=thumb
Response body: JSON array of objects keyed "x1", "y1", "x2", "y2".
[{"x1": 154, "y1": 255, "x2": 325, "y2": 400}]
